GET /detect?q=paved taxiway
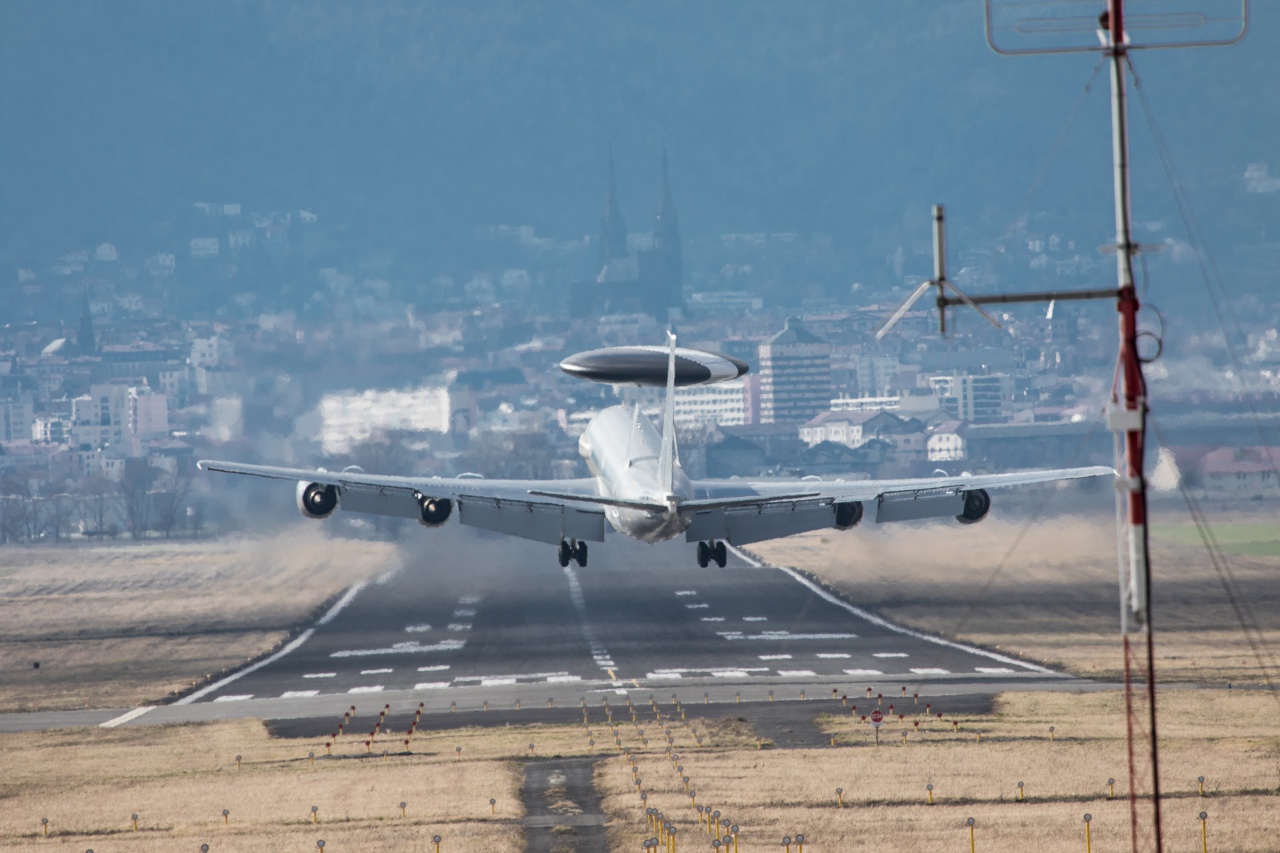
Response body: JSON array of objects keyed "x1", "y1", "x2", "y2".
[{"x1": 1, "y1": 525, "x2": 1091, "y2": 733}]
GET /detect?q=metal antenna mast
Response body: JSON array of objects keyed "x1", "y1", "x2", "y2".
[{"x1": 877, "y1": 3, "x2": 1248, "y2": 850}]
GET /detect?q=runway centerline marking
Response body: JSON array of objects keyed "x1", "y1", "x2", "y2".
[
  {"x1": 417, "y1": 665, "x2": 451, "y2": 672},
  {"x1": 99, "y1": 706, "x2": 154, "y2": 728},
  {"x1": 874, "y1": 653, "x2": 909, "y2": 658},
  {"x1": 729, "y1": 546, "x2": 1055, "y2": 674},
  {"x1": 675, "y1": 590, "x2": 697, "y2": 596},
  {"x1": 348, "y1": 685, "x2": 384, "y2": 693},
  {"x1": 459, "y1": 595, "x2": 481, "y2": 605},
  {"x1": 718, "y1": 631, "x2": 859, "y2": 641},
  {"x1": 360, "y1": 668, "x2": 394, "y2": 675},
  {"x1": 415, "y1": 682, "x2": 450, "y2": 689},
  {"x1": 453, "y1": 608, "x2": 476, "y2": 617},
  {"x1": 758, "y1": 654, "x2": 792, "y2": 660},
  {"x1": 281, "y1": 690, "x2": 319, "y2": 698},
  {"x1": 701, "y1": 617, "x2": 725, "y2": 622},
  {"x1": 331, "y1": 639, "x2": 465, "y2": 657},
  {"x1": 404, "y1": 624, "x2": 431, "y2": 633},
  {"x1": 303, "y1": 672, "x2": 336, "y2": 679},
  {"x1": 742, "y1": 616, "x2": 768, "y2": 621},
  {"x1": 843, "y1": 668, "x2": 884, "y2": 675},
  {"x1": 816, "y1": 653, "x2": 851, "y2": 658},
  {"x1": 685, "y1": 603, "x2": 710, "y2": 609},
  {"x1": 777, "y1": 669, "x2": 818, "y2": 677}
]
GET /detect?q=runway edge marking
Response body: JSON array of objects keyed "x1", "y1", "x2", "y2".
[
  {"x1": 728, "y1": 545, "x2": 1056, "y2": 675},
  {"x1": 175, "y1": 581, "x2": 368, "y2": 705},
  {"x1": 99, "y1": 706, "x2": 155, "y2": 728}
]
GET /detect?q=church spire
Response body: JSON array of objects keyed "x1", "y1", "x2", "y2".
[
  {"x1": 652, "y1": 145, "x2": 682, "y2": 290},
  {"x1": 599, "y1": 144, "x2": 629, "y2": 265},
  {"x1": 77, "y1": 287, "x2": 96, "y2": 354}
]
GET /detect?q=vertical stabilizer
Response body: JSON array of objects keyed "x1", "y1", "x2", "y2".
[{"x1": 657, "y1": 330, "x2": 679, "y2": 495}]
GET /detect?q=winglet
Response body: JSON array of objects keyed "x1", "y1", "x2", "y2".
[{"x1": 656, "y1": 329, "x2": 679, "y2": 496}]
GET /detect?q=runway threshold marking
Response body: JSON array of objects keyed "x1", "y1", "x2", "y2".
[
  {"x1": 99, "y1": 706, "x2": 154, "y2": 728},
  {"x1": 728, "y1": 546, "x2": 1055, "y2": 675}
]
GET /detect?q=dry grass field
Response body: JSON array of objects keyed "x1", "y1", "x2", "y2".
[
  {"x1": 599, "y1": 689, "x2": 1280, "y2": 853},
  {"x1": 753, "y1": 508, "x2": 1280, "y2": 685},
  {"x1": 0, "y1": 529, "x2": 402, "y2": 712}
]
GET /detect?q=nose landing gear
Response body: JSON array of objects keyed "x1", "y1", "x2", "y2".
[
  {"x1": 695, "y1": 540, "x2": 728, "y2": 568},
  {"x1": 558, "y1": 538, "x2": 588, "y2": 568}
]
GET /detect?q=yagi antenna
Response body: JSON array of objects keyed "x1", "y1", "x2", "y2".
[{"x1": 875, "y1": 204, "x2": 1002, "y2": 340}]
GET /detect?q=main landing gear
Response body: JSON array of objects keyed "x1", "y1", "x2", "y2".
[
  {"x1": 696, "y1": 540, "x2": 727, "y2": 568},
  {"x1": 558, "y1": 538, "x2": 587, "y2": 568}
]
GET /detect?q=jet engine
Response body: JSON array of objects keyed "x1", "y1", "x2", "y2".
[
  {"x1": 834, "y1": 501, "x2": 864, "y2": 530},
  {"x1": 956, "y1": 489, "x2": 991, "y2": 525},
  {"x1": 296, "y1": 481, "x2": 339, "y2": 519},
  {"x1": 417, "y1": 495, "x2": 454, "y2": 527}
]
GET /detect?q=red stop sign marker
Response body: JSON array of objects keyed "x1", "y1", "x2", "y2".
[{"x1": 870, "y1": 710, "x2": 884, "y2": 726}]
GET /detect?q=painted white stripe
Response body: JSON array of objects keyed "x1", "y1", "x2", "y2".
[
  {"x1": 685, "y1": 603, "x2": 710, "y2": 609},
  {"x1": 546, "y1": 675, "x2": 583, "y2": 683},
  {"x1": 648, "y1": 671, "x2": 683, "y2": 679},
  {"x1": 816, "y1": 653, "x2": 851, "y2": 659},
  {"x1": 404, "y1": 624, "x2": 432, "y2": 633},
  {"x1": 447, "y1": 623, "x2": 472, "y2": 631},
  {"x1": 415, "y1": 681, "x2": 450, "y2": 689},
  {"x1": 711, "y1": 670, "x2": 750, "y2": 678},
  {"x1": 759, "y1": 654, "x2": 792, "y2": 660},
  {"x1": 330, "y1": 639, "x2": 465, "y2": 657},
  {"x1": 417, "y1": 664, "x2": 451, "y2": 672},
  {"x1": 459, "y1": 595, "x2": 481, "y2": 605},
  {"x1": 317, "y1": 583, "x2": 367, "y2": 625},
  {"x1": 874, "y1": 653, "x2": 909, "y2": 658},
  {"x1": 214, "y1": 694, "x2": 253, "y2": 702},
  {"x1": 649, "y1": 667, "x2": 768, "y2": 675},
  {"x1": 361, "y1": 668, "x2": 394, "y2": 675},
  {"x1": 720, "y1": 632, "x2": 859, "y2": 641},
  {"x1": 453, "y1": 608, "x2": 476, "y2": 618},
  {"x1": 742, "y1": 616, "x2": 768, "y2": 622},
  {"x1": 348, "y1": 685, "x2": 384, "y2": 694},
  {"x1": 281, "y1": 690, "x2": 319, "y2": 698},
  {"x1": 843, "y1": 668, "x2": 884, "y2": 676},
  {"x1": 729, "y1": 546, "x2": 1054, "y2": 674},
  {"x1": 303, "y1": 672, "x2": 337, "y2": 679},
  {"x1": 911, "y1": 668, "x2": 951, "y2": 675},
  {"x1": 99, "y1": 706, "x2": 154, "y2": 728},
  {"x1": 777, "y1": 669, "x2": 818, "y2": 677},
  {"x1": 701, "y1": 617, "x2": 725, "y2": 622},
  {"x1": 176, "y1": 628, "x2": 315, "y2": 705},
  {"x1": 453, "y1": 672, "x2": 572, "y2": 683},
  {"x1": 675, "y1": 590, "x2": 697, "y2": 596},
  {"x1": 975, "y1": 667, "x2": 1016, "y2": 673},
  {"x1": 481, "y1": 677, "x2": 517, "y2": 686}
]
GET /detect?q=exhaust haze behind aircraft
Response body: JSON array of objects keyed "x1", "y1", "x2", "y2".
[{"x1": 199, "y1": 333, "x2": 1111, "y2": 568}]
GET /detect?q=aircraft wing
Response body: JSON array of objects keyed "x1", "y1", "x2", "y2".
[
  {"x1": 680, "y1": 465, "x2": 1112, "y2": 545},
  {"x1": 196, "y1": 460, "x2": 607, "y2": 545}
]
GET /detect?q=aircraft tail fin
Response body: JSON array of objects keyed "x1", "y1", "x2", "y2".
[{"x1": 657, "y1": 329, "x2": 679, "y2": 495}]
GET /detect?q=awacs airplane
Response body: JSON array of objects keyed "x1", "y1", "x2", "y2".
[{"x1": 198, "y1": 333, "x2": 1110, "y2": 568}]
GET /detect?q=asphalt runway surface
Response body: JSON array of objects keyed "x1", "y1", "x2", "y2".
[{"x1": 1, "y1": 525, "x2": 1086, "y2": 733}]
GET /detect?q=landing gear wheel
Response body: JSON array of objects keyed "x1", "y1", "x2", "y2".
[
  {"x1": 696, "y1": 541, "x2": 710, "y2": 568},
  {"x1": 574, "y1": 540, "x2": 588, "y2": 568},
  {"x1": 713, "y1": 540, "x2": 727, "y2": 568},
  {"x1": 558, "y1": 539, "x2": 571, "y2": 567}
]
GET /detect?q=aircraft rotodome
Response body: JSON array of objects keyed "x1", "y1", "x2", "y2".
[{"x1": 199, "y1": 333, "x2": 1110, "y2": 568}]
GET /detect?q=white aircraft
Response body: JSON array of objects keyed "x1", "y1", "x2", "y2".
[{"x1": 198, "y1": 333, "x2": 1110, "y2": 568}]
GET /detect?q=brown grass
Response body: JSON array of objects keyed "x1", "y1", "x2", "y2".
[
  {"x1": 598, "y1": 689, "x2": 1280, "y2": 852},
  {"x1": 752, "y1": 508, "x2": 1280, "y2": 684},
  {"x1": 0, "y1": 529, "x2": 403, "y2": 711}
]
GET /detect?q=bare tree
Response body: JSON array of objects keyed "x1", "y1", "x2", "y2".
[
  {"x1": 117, "y1": 462, "x2": 157, "y2": 540},
  {"x1": 40, "y1": 484, "x2": 75, "y2": 542},
  {"x1": 83, "y1": 474, "x2": 120, "y2": 537},
  {"x1": 151, "y1": 472, "x2": 194, "y2": 539}
]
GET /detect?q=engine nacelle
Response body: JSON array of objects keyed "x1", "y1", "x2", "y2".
[
  {"x1": 296, "y1": 481, "x2": 339, "y2": 519},
  {"x1": 834, "y1": 501, "x2": 864, "y2": 530},
  {"x1": 417, "y1": 495, "x2": 454, "y2": 527},
  {"x1": 956, "y1": 489, "x2": 991, "y2": 525}
]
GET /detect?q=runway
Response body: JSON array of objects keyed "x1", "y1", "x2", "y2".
[{"x1": 0, "y1": 525, "x2": 1084, "y2": 733}]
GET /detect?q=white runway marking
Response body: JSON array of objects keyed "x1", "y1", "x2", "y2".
[
  {"x1": 711, "y1": 670, "x2": 751, "y2": 678},
  {"x1": 874, "y1": 652, "x2": 909, "y2": 658},
  {"x1": 730, "y1": 547, "x2": 1055, "y2": 675},
  {"x1": 777, "y1": 669, "x2": 818, "y2": 677},
  {"x1": 742, "y1": 616, "x2": 768, "y2": 622},
  {"x1": 816, "y1": 653, "x2": 851, "y2": 659},
  {"x1": 976, "y1": 667, "x2": 1016, "y2": 674},
  {"x1": 459, "y1": 595, "x2": 481, "y2": 605},
  {"x1": 303, "y1": 672, "x2": 337, "y2": 679},
  {"x1": 675, "y1": 590, "x2": 698, "y2": 596},
  {"x1": 911, "y1": 668, "x2": 951, "y2": 675},
  {"x1": 360, "y1": 668, "x2": 394, "y2": 675},
  {"x1": 843, "y1": 669, "x2": 884, "y2": 676},
  {"x1": 454, "y1": 672, "x2": 574, "y2": 683},
  {"x1": 718, "y1": 631, "x2": 859, "y2": 641},
  {"x1": 415, "y1": 682, "x2": 450, "y2": 689},
  {"x1": 348, "y1": 685, "x2": 384, "y2": 693},
  {"x1": 404, "y1": 624, "x2": 432, "y2": 633},
  {"x1": 317, "y1": 583, "x2": 367, "y2": 625},
  {"x1": 481, "y1": 678, "x2": 517, "y2": 686},
  {"x1": 214, "y1": 694, "x2": 253, "y2": 702},
  {"x1": 331, "y1": 639, "x2": 465, "y2": 657},
  {"x1": 417, "y1": 664, "x2": 451, "y2": 672},
  {"x1": 453, "y1": 608, "x2": 476, "y2": 617},
  {"x1": 281, "y1": 690, "x2": 319, "y2": 698},
  {"x1": 99, "y1": 706, "x2": 154, "y2": 728},
  {"x1": 447, "y1": 623, "x2": 472, "y2": 631},
  {"x1": 648, "y1": 667, "x2": 769, "y2": 677},
  {"x1": 685, "y1": 603, "x2": 710, "y2": 609},
  {"x1": 758, "y1": 654, "x2": 792, "y2": 660},
  {"x1": 563, "y1": 564, "x2": 619, "y2": 675},
  {"x1": 546, "y1": 675, "x2": 583, "y2": 683},
  {"x1": 648, "y1": 672, "x2": 683, "y2": 679},
  {"x1": 701, "y1": 617, "x2": 725, "y2": 622}
]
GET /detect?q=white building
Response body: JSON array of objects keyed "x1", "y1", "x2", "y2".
[
  {"x1": 191, "y1": 336, "x2": 235, "y2": 368},
  {"x1": 0, "y1": 398, "x2": 34, "y2": 443},
  {"x1": 316, "y1": 386, "x2": 452, "y2": 454},
  {"x1": 927, "y1": 421, "x2": 967, "y2": 462},
  {"x1": 68, "y1": 383, "x2": 168, "y2": 452},
  {"x1": 674, "y1": 380, "x2": 745, "y2": 429}
]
